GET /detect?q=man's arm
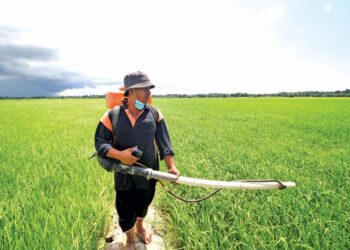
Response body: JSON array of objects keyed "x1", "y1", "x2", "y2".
[
  {"x1": 164, "y1": 155, "x2": 179, "y2": 177},
  {"x1": 95, "y1": 111, "x2": 139, "y2": 168},
  {"x1": 155, "y1": 114, "x2": 180, "y2": 177}
]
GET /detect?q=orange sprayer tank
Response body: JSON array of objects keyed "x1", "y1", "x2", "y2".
[
  {"x1": 105, "y1": 91, "x2": 124, "y2": 108},
  {"x1": 105, "y1": 88, "x2": 152, "y2": 109}
]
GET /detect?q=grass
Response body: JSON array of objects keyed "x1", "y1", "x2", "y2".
[
  {"x1": 0, "y1": 97, "x2": 349, "y2": 249},
  {"x1": 157, "y1": 98, "x2": 350, "y2": 249},
  {"x1": 0, "y1": 99, "x2": 113, "y2": 249}
]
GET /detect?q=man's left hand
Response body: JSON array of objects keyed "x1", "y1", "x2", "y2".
[{"x1": 168, "y1": 166, "x2": 180, "y2": 178}]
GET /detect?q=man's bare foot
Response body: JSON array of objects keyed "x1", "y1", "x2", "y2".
[
  {"x1": 135, "y1": 227, "x2": 152, "y2": 244},
  {"x1": 124, "y1": 241, "x2": 136, "y2": 250}
]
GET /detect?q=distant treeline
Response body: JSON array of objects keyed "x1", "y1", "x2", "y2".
[
  {"x1": 1, "y1": 89, "x2": 349, "y2": 99},
  {"x1": 154, "y1": 89, "x2": 350, "y2": 98}
]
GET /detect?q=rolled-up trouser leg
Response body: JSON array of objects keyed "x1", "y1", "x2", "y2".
[{"x1": 116, "y1": 187, "x2": 156, "y2": 232}]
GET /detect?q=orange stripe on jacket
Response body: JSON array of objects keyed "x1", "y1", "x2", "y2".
[{"x1": 100, "y1": 110, "x2": 113, "y2": 132}]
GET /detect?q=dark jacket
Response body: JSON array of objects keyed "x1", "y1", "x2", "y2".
[{"x1": 95, "y1": 105, "x2": 174, "y2": 190}]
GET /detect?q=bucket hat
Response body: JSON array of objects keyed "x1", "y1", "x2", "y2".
[{"x1": 123, "y1": 71, "x2": 155, "y2": 95}]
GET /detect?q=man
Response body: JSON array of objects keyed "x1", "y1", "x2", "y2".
[{"x1": 95, "y1": 71, "x2": 179, "y2": 249}]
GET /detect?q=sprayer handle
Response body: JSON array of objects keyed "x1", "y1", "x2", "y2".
[{"x1": 131, "y1": 148, "x2": 143, "y2": 158}]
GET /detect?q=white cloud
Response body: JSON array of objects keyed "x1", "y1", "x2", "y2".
[
  {"x1": 1, "y1": 0, "x2": 348, "y2": 95},
  {"x1": 323, "y1": 1, "x2": 333, "y2": 13},
  {"x1": 57, "y1": 85, "x2": 119, "y2": 96}
]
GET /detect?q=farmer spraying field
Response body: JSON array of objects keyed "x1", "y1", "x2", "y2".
[
  {"x1": 94, "y1": 71, "x2": 179, "y2": 249},
  {"x1": 93, "y1": 71, "x2": 296, "y2": 249}
]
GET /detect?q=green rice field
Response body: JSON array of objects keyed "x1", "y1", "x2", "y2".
[{"x1": 0, "y1": 98, "x2": 349, "y2": 249}]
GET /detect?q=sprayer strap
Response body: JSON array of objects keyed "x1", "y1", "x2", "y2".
[{"x1": 110, "y1": 106, "x2": 121, "y2": 138}]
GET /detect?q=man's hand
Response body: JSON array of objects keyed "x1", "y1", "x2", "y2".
[
  {"x1": 119, "y1": 147, "x2": 141, "y2": 165},
  {"x1": 168, "y1": 165, "x2": 180, "y2": 178},
  {"x1": 164, "y1": 155, "x2": 179, "y2": 178},
  {"x1": 107, "y1": 147, "x2": 140, "y2": 166}
]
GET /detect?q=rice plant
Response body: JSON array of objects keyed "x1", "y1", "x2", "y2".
[{"x1": 0, "y1": 98, "x2": 349, "y2": 249}]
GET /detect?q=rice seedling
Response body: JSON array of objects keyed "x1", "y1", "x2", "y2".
[{"x1": 0, "y1": 97, "x2": 349, "y2": 249}]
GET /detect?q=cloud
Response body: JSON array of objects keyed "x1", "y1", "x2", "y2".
[
  {"x1": 0, "y1": 24, "x2": 25, "y2": 40},
  {"x1": 0, "y1": 44, "x2": 57, "y2": 62},
  {"x1": 1, "y1": 1, "x2": 349, "y2": 96},
  {"x1": 323, "y1": 1, "x2": 333, "y2": 13},
  {"x1": 0, "y1": 25, "x2": 98, "y2": 97},
  {"x1": 57, "y1": 84, "x2": 122, "y2": 96}
]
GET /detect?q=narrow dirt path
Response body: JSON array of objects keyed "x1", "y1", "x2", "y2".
[{"x1": 100, "y1": 205, "x2": 166, "y2": 250}]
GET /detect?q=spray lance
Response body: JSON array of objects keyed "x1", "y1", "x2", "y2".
[{"x1": 92, "y1": 148, "x2": 296, "y2": 203}]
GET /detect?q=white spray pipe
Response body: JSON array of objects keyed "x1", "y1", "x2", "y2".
[
  {"x1": 96, "y1": 156, "x2": 296, "y2": 190},
  {"x1": 125, "y1": 165, "x2": 296, "y2": 190}
]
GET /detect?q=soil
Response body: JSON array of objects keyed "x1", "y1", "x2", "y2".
[{"x1": 101, "y1": 205, "x2": 166, "y2": 250}]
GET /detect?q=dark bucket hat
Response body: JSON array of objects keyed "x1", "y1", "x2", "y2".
[{"x1": 123, "y1": 71, "x2": 155, "y2": 95}]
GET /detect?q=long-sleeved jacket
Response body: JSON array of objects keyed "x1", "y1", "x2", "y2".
[{"x1": 95, "y1": 104, "x2": 174, "y2": 190}]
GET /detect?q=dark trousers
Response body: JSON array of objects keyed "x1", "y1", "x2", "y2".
[{"x1": 115, "y1": 187, "x2": 156, "y2": 232}]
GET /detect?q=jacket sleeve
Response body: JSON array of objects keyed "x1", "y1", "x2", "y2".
[
  {"x1": 94, "y1": 112, "x2": 123, "y2": 172},
  {"x1": 96, "y1": 154, "x2": 123, "y2": 172},
  {"x1": 155, "y1": 118, "x2": 175, "y2": 160},
  {"x1": 94, "y1": 121, "x2": 113, "y2": 157}
]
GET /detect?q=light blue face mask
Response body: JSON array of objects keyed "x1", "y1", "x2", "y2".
[{"x1": 135, "y1": 99, "x2": 145, "y2": 110}]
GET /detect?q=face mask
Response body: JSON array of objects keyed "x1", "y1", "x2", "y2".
[
  {"x1": 132, "y1": 89, "x2": 146, "y2": 110},
  {"x1": 134, "y1": 99, "x2": 145, "y2": 110}
]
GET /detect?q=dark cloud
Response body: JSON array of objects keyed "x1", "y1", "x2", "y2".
[
  {"x1": 0, "y1": 25, "x2": 96, "y2": 97},
  {"x1": 0, "y1": 44, "x2": 57, "y2": 61}
]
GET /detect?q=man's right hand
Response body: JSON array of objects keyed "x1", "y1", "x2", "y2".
[
  {"x1": 118, "y1": 147, "x2": 140, "y2": 165},
  {"x1": 106, "y1": 147, "x2": 140, "y2": 166}
]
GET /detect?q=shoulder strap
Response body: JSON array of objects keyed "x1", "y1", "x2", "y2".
[{"x1": 109, "y1": 106, "x2": 121, "y2": 135}]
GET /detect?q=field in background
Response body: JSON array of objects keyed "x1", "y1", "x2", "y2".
[
  {"x1": 157, "y1": 98, "x2": 350, "y2": 249},
  {"x1": 0, "y1": 99, "x2": 112, "y2": 249},
  {"x1": 0, "y1": 98, "x2": 349, "y2": 249}
]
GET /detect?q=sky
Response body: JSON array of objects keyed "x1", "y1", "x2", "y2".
[{"x1": 0, "y1": 0, "x2": 349, "y2": 97}]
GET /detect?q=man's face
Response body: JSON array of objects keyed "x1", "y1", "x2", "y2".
[{"x1": 132, "y1": 87, "x2": 151, "y2": 104}]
